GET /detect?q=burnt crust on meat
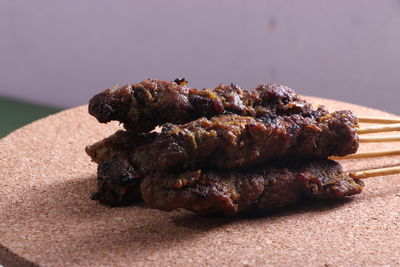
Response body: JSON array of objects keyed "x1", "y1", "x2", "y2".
[
  {"x1": 88, "y1": 79, "x2": 316, "y2": 133},
  {"x1": 91, "y1": 154, "x2": 142, "y2": 206},
  {"x1": 86, "y1": 79, "x2": 362, "y2": 215},
  {"x1": 140, "y1": 159, "x2": 364, "y2": 216},
  {"x1": 132, "y1": 110, "x2": 359, "y2": 172},
  {"x1": 86, "y1": 108, "x2": 359, "y2": 206},
  {"x1": 86, "y1": 130, "x2": 150, "y2": 205},
  {"x1": 86, "y1": 132, "x2": 363, "y2": 213}
]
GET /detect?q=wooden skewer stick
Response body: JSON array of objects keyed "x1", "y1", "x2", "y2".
[
  {"x1": 359, "y1": 135, "x2": 400, "y2": 143},
  {"x1": 349, "y1": 166, "x2": 400, "y2": 179},
  {"x1": 358, "y1": 116, "x2": 400, "y2": 124},
  {"x1": 358, "y1": 123, "x2": 400, "y2": 134},
  {"x1": 330, "y1": 149, "x2": 400, "y2": 160}
]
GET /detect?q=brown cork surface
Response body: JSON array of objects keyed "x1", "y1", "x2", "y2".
[{"x1": 1, "y1": 97, "x2": 400, "y2": 267}]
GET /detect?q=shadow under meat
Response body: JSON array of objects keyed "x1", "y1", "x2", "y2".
[
  {"x1": 172, "y1": 197, "x2": 355, "y2": 230},
  {"x1": 4, "y1": 174, "x2": 365, "y2": 226},
  {"x1": 1, "y1": 174, "x2": 374, "y2": 262}
]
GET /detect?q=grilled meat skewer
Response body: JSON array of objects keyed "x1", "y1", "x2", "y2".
[
  {"x1": 86, "y1": 128, "x2": 361, "y2": 209},
  {"x1": 141, "y1": 159, "x2": 363, "y2": 216},
  {"x1": 86, "y1": 79, "x2": 362, "y2": 215},
  {"x1": 89, "y1": 79, "x2": 315, "y2": 133},
  {"x1": 88, "y1": 110, "x2": 358, "y2": 174},
  {"x1": 132, "y1": 111, "x2": 358, "y2": 172},
  {"x1": 87, "y1": 138, "x2": 364, "y2": 214}
]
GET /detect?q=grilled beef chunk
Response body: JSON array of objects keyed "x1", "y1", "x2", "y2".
[
  {"x1": 86, "y1": 80, "x2": 362, "y2": 216},
  {"x1": 86, "y1": 133, "x2": 362, "y2": 212},
  {"x1": 89, "y1": 79, "x2": 315, "y2": 133},
  {"x1": 141, "y1": 159, "x2": 364, "y2": 216},
  {"x1": 132, "y1": 111, "x2": 358, "y2": 172},
  {"x1": 91, "y1": 154, "x2": 141, "y2": 206},
  {"x1": 86, "y1": 131, "x2": 147, "y2": 205}
]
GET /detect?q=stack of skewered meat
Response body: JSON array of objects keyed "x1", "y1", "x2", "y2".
[{"x1": 86, "y1": 79, "x2": 363, "y2": 216}]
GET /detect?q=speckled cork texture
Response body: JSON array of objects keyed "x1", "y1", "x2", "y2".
[{"x1": 1, "y1": 97, "x2": 400, "y2": 267}]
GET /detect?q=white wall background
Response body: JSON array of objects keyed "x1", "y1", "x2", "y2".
[{"x1": 1, "y1": 0, "x2": 400, "y2": 113}]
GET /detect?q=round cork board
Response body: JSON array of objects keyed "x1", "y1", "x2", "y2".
[{"x1": 1, "y1": 97, "x2": 400, "y2": 267}]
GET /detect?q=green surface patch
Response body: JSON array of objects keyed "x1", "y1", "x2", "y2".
[{"x1": 0, "y1": 97, "x2": 61, "y2": 138}]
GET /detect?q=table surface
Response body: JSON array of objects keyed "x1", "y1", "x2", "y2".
[{"x1": 0, "y1": 98, "x2": 399, "y2": 267}]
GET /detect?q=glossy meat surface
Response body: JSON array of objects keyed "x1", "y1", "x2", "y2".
[
  {"x1": 86, "y1": 131, "x2": 146, "y2": 206},
  {"x1": 141, "y1": 159, "x2": 364, "y2": 216},
  {"x1": 86, "y1": 80, "x2": 362, "y2": 215},
  {"x1": 132, "y1": 111, "x2": 358, "y2": 172},
  {"x1": 86, "y1": 134, "x2": 362, "y2": 213},
  {"x1": 89, "y1": 79, "x2": 315, "y2": 133}
]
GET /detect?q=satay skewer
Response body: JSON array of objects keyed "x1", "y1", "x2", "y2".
[
  {"x1": 359, "y1": 135, "x2": 400, "y2": 142},
  {"x1": 331, "y1": 149, "x2": 400, "y2": 160},
  {"x1": 358, "y1": 123, "x2": 400, "y2": 134},
  {"x1": 358, "y1": 116, "x2": 400, "y2": 124},
  {"x1": 349, "y1": 165, "x2": 400, "y2": 179},
  {"x1": 337, "y1": 122, "x2": 400, "y2": 157}
]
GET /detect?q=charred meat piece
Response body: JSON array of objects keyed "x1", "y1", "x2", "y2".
[
  {"x1": 132, "y1": 110, "x2": 359, "y2": 172},
  {"x1": 141, "y1": 159, "x2": 364, "y2": 216},
  {"x1": 86, "y1": 107, "x2": 359, "y2": 206},
  {"x1": 86, "y1": 131, "x2": 150, "y2": 206},
  {"x1": 88, "y1": 79, "x2": 315, "y2": 133},
  {"x1": 85, "y1": 130, "x2": 154, "y2": 164},
  {"x1": 86, "y1": 80, "x2": 362, "y2": 214},
  {"x1": 92, "y1": 154, "x2": 142, "y2": 206},
  {"x1": 86, "y1": 136, "x2": 363, "y2": 211}
]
